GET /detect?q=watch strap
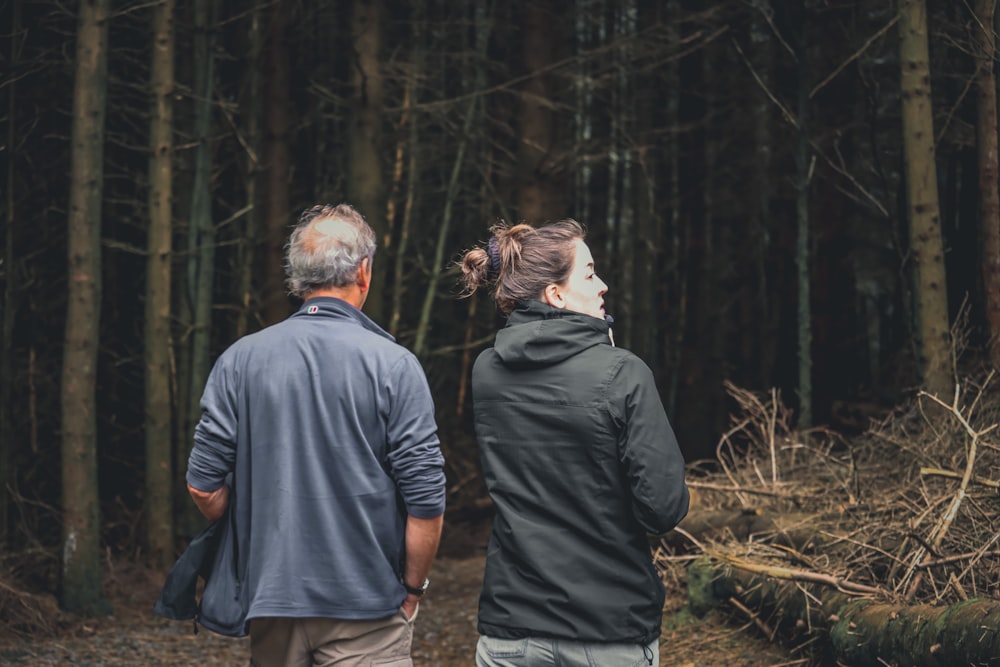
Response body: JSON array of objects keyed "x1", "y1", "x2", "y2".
[{"x1": 403, "y1": 577, "x2": 429, "y2": 597}]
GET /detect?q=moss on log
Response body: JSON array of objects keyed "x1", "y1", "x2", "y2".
[
  {"x1": 688, "y1": 556, "x2": 1000, "y2": 666},
  {"x1": 830, "y1": 598, "x2": 1000, "y2": 667}
]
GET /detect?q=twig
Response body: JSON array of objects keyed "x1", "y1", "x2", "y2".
[
  {"x1": 810, "y1": 15, "x2": 899, "y2": 98},
  {"x1": 732, "y1": 38, "x2": 797, "y2": 128},
  {"x1": 687, "y1": 481, "x2": 800, "y2": 499},
  {"x1": 727, "y1": 596, "x2": 776, "y2": 639},
  {"x1": 905, "y1": 386, "x2": 992, "y2": 598},
  {"x1": 768, "y1": 387, "x2": 778, "y2": 483},
  {"x1": 919, "y1": 466, "x2": 1000, "y2": 489},
  {"x1": 916, "y1": 549, "x2": 1000, "y2": 568},
  {"x1": 716, "y1": 418, "x2": 754, "y2": 506},
  {"x1": 955, "y1": 532, "x2": 1000, "y2": 588},
  {"x1": 672, "y1": 526, "x2": 706, "y2": 551},
  {"x1": 707, "y1": 549, "x2": 888, "y2": 597}
]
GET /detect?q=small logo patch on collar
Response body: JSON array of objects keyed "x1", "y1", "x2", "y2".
[{"x1": 307, "y1": 305, "x2": 319, "y2": 314}]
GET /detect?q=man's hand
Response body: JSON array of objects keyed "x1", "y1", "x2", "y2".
[
  {"x1": 187, "y1": 483, "x2": 230, "y2": 522},
  {"x1": 401, "y1": 593, "x2": 420, "y2": 620}
]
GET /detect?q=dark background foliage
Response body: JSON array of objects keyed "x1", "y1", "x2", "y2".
[{"x1": 0, "y1": 0, "x2": 992, "y2": 578}]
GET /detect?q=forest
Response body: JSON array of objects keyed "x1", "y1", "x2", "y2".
[{"x1": 3, "y1": 0, "x2": 1000, "y2": 658}]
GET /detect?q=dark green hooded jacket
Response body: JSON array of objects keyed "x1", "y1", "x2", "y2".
[{"x1": 473, "y1": 301, "x2": 690, "y2": 645}]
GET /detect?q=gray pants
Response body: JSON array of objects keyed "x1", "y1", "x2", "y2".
[{"x1": 476, "y1": 635, "x2": 658, "y2": 667}]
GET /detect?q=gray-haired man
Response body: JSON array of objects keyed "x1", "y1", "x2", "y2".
[{"x1": 187, "y1": 203, "x2": 446, "y2": 666}]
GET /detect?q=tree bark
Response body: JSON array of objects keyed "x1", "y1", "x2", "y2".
[
  {"x1": 795, "y1": 0, "x2": 813, "y2": 430},
  {"x1": 61, "y1": 0, "x2": 110, "y2": 614},
  {"x1": 663, "y1": 2, "x2": 685, "y2": 417},
  {"x1": 573, "y1": 0, "x2": 594, "y2": 233},
  {"x1": 144, "y1": 0, "x2": 176, "y2": 568},
  {"x1": 975, "y1": 0, "x2": 1000, "y2": 372},
  {"x1": 633, "y1": 0, "x2": 661, "y2": 370},
  {"x1": 899, "y1": 0, "x2": 951, "y2": 398},
  {"x1": 1, "y1": 0, "x2": 20, "y2": 547},
  {"x1": 235, "y1": 3, "x2": 264, "y2": 338},
  {"x1": 261, "y1": 0, "x2": 292, "y2": 325},
  {"x1": 750, "y1": 0, "x2": 774, "y2": 389},
  {"x1": 346, "y1": 0, "x2": 386, "y2": 322},
  {"x1": 516, "y1": 0, "x2": 564, "y2": 222},
  {"x1": 180, "y1": 0, "x2": 218, "y2": 537},
  {"x1": 388, "y1": 25, "x2": 419, "y2": 340}
]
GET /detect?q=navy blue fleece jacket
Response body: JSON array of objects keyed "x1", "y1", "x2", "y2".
[{"x1": 187, "y1": 297, "x2": 446, "y2": 621}]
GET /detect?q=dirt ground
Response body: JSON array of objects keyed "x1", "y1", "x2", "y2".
[{"x1": 0, "y1": 521, "x2": 801, "y2": 667}]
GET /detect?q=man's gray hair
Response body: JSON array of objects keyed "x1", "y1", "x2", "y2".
[{"x1": 285, "y1": 203, "x2": 377, "y2": 298}]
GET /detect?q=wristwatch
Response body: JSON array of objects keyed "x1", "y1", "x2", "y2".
[{"x1": 403, "y1": 577, "x2": 430, "y2": 597}]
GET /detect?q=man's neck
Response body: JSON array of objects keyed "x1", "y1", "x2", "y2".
[{"x1": 304, "y1": 287, "x2": 364, "y2": 310}]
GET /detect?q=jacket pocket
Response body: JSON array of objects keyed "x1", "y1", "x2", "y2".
[
  {"x1": 198, "y1": 498, "x2": 248, "y2": 637},
  {"x1": 480, "y1": 636, "x2": 528, "y2": 658},
  {"x1": 583, "y1": 640, "x2": 655, "y2": 667}
]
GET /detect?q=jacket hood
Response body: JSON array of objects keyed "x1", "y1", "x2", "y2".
[{"x1": 493, "y1": 300, "x2": 612, "y2": 367}]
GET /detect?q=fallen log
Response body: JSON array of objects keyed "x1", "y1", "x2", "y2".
[
  {"x1": 660, "y1": 507, "x2": 834, "y2": 552},
  {"x1": 688, "y1": 555, "x2": 1000, "y2": 666},
  {"x1": 830, "y1": 598, "x2": 1000, "y2": 667}
]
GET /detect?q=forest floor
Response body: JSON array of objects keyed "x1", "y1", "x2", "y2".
[
  {"x1": 6, "y1": 379, "x2": 999, "y2": 666},
  {"x1": 0, "y1": 517, "x2": 801, "y2": 667}
]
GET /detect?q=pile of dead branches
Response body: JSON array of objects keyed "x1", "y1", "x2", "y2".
[
  {"x1": 658, "y1": 371, "x2": 1000, "y2": 666},
  {"x1": 0, "y1": 575, "x2": 69, "y2": 639}
]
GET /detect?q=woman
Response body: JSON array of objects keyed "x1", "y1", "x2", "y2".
[{"x1": 460, "y1": 219, "x2": 690, "y2": 667}]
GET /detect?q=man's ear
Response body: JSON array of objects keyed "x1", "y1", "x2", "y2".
[
  {"x1": 356, "y1": 257, "x2": 372, "y2": 292},
  {"x1": 542, "y1": 283, "x2": 564, "y2": 309}
]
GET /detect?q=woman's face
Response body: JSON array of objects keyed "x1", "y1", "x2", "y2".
[{"x1": 545, "y1": 239, "x2": 608, "y2": 319}]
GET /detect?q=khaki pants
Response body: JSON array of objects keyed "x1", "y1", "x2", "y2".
[{"x1": 249, "y1": 607, "x2": 417, "y2": 667}]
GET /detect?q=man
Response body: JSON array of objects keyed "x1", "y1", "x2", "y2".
[{"x1": 186, "y1": 203, "x2": 446, "y2": 667}]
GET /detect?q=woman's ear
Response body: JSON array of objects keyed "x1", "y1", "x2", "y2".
[{"x1": 542, "y1": 283, "x2": 565, "y2": 309}]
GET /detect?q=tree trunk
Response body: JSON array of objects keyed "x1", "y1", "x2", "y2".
[
  {"x1": 688, "y1": 556, "x2": 1000, "y2": 667},
  {"x1": 389, "y1": 82, "x2": 417, "y2": 339},
  {"x1": 795, "y1": 1, "x2": 813, "y2": 430},
  {"x1": 750, "y1": 0, "x2": 774, "y2": 389},
  {"x1": 605, "y1": 2, "x2": 636, "y2": 351},
  {"x1": 388, "y1": 0, "x2": 422, "y2": 340},
  {"x1": 899, "y1": 0, "x2": 951, "y2": 397},
  {"x1": 633, "y1": 0, "x2": 661, "y2": 370},
  {"x1": 235, "y1": 3, "x2": 264, "y2": 338},
  {"x1": 1, "y1": 0, "x2": 20, "y2": 547},
  {"x1": 180, "y1": 0, "x2": 218, "y2": 537},
  {"x1": 144, "y1": 0, "x2": 176, "y2": 568},
  {"x1": 697, "y1": 35, "x2": 725, "y2": 445},
  {"x1": 516, "y1": 0, "x2": 564, "y2": 222},
  {"x1": 830, "y1": 598, "x2": 1000, "y2": 667},
  {"x1": 261, "y1": 0, "x2": 291, "y2": 325},
  {"x1": 310, "y1": 4, "x2": 338, "y2": 199},
  {"x1": 573, "y1": 0, "x2": 595, "y2": 232},
  {"x1": 663, "y1": 2, "x2": 685, "y2": 417},
  {"x1": 61, "y1": 0, "x2": 110, "y2": 614},
  {"x1": 976, "y1": 0, "x2": 1000, "y2": 372},
  {"x1": 413, "y1": 0, "x2": 490, "y2": 359},
  {"x1": 346, "y1": 0, "x2": 385, "y2": 322}
]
